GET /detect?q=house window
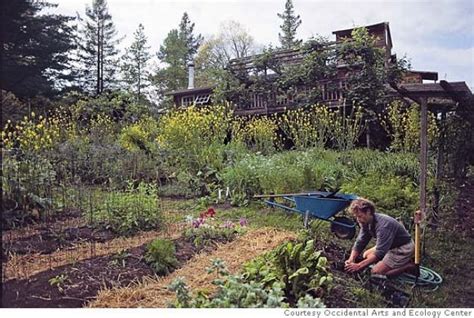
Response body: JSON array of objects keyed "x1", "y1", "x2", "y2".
[
  {"x1": 195, "y1": 94, "x2": 210, "y2": 105},
  {"x1": 181, "y1": 95, "x2": 194, "y2": 106}
]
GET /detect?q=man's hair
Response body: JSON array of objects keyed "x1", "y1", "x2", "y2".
[{"x1": 349, "y1": 198, "x2": 376, "y2": 215}]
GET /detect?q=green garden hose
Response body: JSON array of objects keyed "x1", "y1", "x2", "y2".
[{"x1": 395, "y1": 266, "x2": 443, "y2": 291}]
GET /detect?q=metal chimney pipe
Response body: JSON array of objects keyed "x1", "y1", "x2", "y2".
[{"x1": 187, "y1": 61, "x2": 195, "y2": 89}]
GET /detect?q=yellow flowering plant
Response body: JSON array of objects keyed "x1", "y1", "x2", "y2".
[
  {"x1": 379, "y1": 101, "x2": 439, "y2": 152},
  {"x1": 231, "y1": 116, "x2": 279, "y2": 155}
]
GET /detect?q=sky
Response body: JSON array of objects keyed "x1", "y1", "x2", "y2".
[{"x1": 52, "y1": 0, "x2": 473, "y2": 89}]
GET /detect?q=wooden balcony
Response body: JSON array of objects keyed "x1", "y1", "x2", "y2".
[{"x1": 233, "y1": 79, "x2": 347, "y2": 116}]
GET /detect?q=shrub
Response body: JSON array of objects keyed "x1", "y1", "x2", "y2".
[
  {"x1": 156, "y1": 105, "x2": 235, "y2": 195},
  {"x1": 231, "y1": 116, "x2": 279, "y2": 155},
  {"x1": 380, "y1": 101, "x2": 439, "y2": 152},
  {"x1": 119, "y1": 116, "x2": 160, "y2": 154},
  {"x1": 277, "y1": 105, "x2": 333, "y2": 150},
  {"x1": 145, "y1": 238, "x2": 179, "y2": 275}
]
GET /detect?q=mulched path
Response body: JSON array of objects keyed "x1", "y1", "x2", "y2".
[{"x1": 2, "y1": 237, "x2": 197, "y2": 308}]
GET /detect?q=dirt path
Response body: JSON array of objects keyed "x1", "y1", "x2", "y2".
[{"x1": 89, "y1": 227, "x2": 297, "y2": 308}]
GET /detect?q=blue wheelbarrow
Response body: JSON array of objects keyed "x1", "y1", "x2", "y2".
[{"x1": 255, "y1": 191, "x2": 358, "y2": 239}]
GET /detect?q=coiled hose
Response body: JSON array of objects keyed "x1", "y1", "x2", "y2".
[{"x1": 395, "y1": 266, "x2": 443, "y2": 291}]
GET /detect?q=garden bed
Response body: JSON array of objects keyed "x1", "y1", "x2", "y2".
[
  {"x1": 2, "y1": 225, "x2": 184, "y2": 281},
  {"x1": 90, "y1": 227, "x2": 297, "y2": 308},
  {"x1": 3, "y1": 225, "x2": 118, "y2": 257},
  {"x1": 2, "y1": 207, "x2": 83, "y2": 232},
  {"x1": 2, "y1": 236, "x2": 199, "y2": 308}
]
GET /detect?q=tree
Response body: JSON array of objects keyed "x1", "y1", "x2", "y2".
[
  {"x1": 179, "y1": 12, "x2": 203, "y2": 63},
  {"x1": 153, "y1": 12, "x2": 202, "y2": 93},
  {"x1": 0, "y1": 0, "x2": 76, "y2": 98},
  {"x1": 195, "y1": 21, "x2": 257, "y2": 86},
  {"x1": 277, "y1": 0, "x2": 302, "y2": 49},
  {"x1": 153, "y1": 29, "x2": 188, "y2": 92},
  {"x1": 121, "y1": 24, "x2": 152, "y2": 100},
  {"x1": 76, "y1": 0, "x2": 122, "y2": 95}
]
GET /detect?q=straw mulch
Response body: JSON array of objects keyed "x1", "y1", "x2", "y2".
[
  {"x1": 3, "y1": 222, "x2": 185, "y2": 281},
  {"x1": 89, "y1": 227, "x2": 296, "y2": 308}
]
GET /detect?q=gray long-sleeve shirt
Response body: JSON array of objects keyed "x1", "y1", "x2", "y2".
[{"x1": 353, "y1": 213, "x2": 412, "y2": 260}]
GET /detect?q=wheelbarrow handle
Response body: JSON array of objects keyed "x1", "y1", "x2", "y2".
[{"x1": 254, "y1": 191, "x2": 326, "y2": 199}]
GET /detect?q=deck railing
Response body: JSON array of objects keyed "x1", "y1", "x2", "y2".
[{"x1": 234, "y1": 79, "x2": 347, "y2": 115}]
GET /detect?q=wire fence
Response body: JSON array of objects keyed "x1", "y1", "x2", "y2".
[{"x1": 1, "y1": 149, "x2": 192, "y2": 282}]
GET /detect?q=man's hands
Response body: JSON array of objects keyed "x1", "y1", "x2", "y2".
[
  {"x1": 345, "y1": 260, "x2": 364, "y2": 273},
  {"x1": 345, "y1": 251, "x2": 378, "y2": 273}
]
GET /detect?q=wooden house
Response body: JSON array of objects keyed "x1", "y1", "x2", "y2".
[{"x1": 167, "y1": 22, "x2": 454, "y2": 116}]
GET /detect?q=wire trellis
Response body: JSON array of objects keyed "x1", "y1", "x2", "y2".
[{"x1": 1, "y1": 149, "x2": 189, "y2": 283}]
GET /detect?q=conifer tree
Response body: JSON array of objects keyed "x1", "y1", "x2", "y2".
[
  {"x1": 277, "y1": 0, "x2": 302, "y2": 49},
  {"x1": 76, "y1": 0, "x2": 122, "y2": 95},
  {"x1": 121, "y1": 24, "x2": 152, "y2": 100},
  {"x1": 153, "y1": 12, "x2": 202, "y2": 92},
  {"x1": 178, "y1": 12, "x2": 203, "y2": 63},
  {"x1": 1, "y1": 0, "x2": 76, "y2": 97}
]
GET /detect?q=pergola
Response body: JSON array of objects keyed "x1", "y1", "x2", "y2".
[{"x1": 389, "y1": 80, "x2": 473, "y2": 267}]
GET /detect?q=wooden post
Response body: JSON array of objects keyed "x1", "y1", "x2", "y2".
[
  {"x1": 432, "y1": 111, "x2": 446, "y2": 230},
  {"x1": 416, "y1": 97, "x2": 428, "y2": 265}
]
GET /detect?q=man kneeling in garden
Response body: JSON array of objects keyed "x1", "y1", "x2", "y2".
[{"x1": 344, "y1": 198, "x2": 415, "y2": 276}]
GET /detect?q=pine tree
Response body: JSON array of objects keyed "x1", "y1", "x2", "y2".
[
  {"x1": 76, "y1": 0, "x2": 121, "y2": 95},
  {"x1": 1, "y1": 0, "x2": 76, "y2": 97},
  {"x1": 153, "y1": 13, "x2": 202, "y2": 92},
  {"x1": 277, "y1": 0, "x2": 302, "y2": 49},
  {"x1": 121, "y1": 24, "x2": 152, "y2": 100},
  {"x1": 178, "y1": 12, "x2": 203, "y2": 63},
  {"x1": 154, "y1": 29, "x2": 188, "y2": 92}
]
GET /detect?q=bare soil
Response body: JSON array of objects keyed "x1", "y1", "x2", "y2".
[{"x1": 3, "y1": 226, "x2": 117, "y2": 257}]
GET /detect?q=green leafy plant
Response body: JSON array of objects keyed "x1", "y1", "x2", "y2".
[
  {"x1": 169, "y1": 257, "x2": 326, "y2": 308},
  {"x1": 168, "y1": 259, "x2": 289, "y2": 308},
  {"x1": 341, "y1": 172, "x2": 418, "y2": 222},
  {"x1": 145, "y1": 238, "x2": 179, "y2": 275},
  {"x1": 184, "y1": 226, "x2": 239, "y2": 250},
  {"x1": 243, "y1": 239, "x2": 333, "y2": 303},
  {"x1": 48, "y1": 274, "x2": 69, "y2": 293},
  {"x1": 380, "y1": 101, "x2": 439, "y2": 152},
  {"x1": 93, "y1": 182, "x2": 162, "y2": 235},
  {"x1": 109, "y1": 250, "x2": 131, "y2": 267}
]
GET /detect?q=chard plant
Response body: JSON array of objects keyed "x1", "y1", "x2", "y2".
[{"x1": 243, "y1": 238, "x2": 332, "y2": 304}]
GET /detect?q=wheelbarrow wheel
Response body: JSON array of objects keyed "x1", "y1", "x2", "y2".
[{"x1": 331, "y1": 217, "x2": 356, "y2": 240}]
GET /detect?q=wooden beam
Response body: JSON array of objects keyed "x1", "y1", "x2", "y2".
[
  {"x1": 439, "y1": 80, "x2": 463, "y2": 105},
  {"x1": 388, "y1": 83, "x2": 422, "y2": 105}
]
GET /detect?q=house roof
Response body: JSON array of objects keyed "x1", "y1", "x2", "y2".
[
  {"x1": 164, "y1": 86, "x2": 215, "y2": 96},
  {"x1": 332, "y1": 21, "x2": 393, "y2": 49}
]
